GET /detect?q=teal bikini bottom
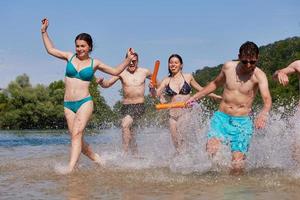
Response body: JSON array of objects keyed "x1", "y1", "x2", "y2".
[{"x1": 64, "y1": 96, "x2": 93, "y2": 113}]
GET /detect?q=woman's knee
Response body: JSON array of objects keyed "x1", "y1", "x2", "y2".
[{"x1": 71, "y1": 129, "x2": 84, "y2": 140}]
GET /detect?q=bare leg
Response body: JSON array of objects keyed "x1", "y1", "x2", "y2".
[
  {"x1": 121, "y1": 115, "x2": 134, "y2": 155},
  {"x1": 206, "y1": 138, "x2": 221, "y2": 157},
  {"x1": 129, "y1": 127, "x2": 138, "y2": 155},
  {"x1": 64, "y1": 109, "x2": 76, "y2": 174},
  {"x1": 81, "y1": 139, "x2": 104, "y2": 165},
  {"x1": 292, "y1": 141, "x2": 300, "y2": 166},
  {"x1": 293, "y1": 106, "x2": 300, "y2": 165},
  {"x1": 169, "y1": 118, "x2": 184, "y2": 154},
  {"x1": 64, "y1": 101, "x2": 94, "y2": 173},
  {"x1": 230, "y1": 151, "x2": 245, "y2": 176}
]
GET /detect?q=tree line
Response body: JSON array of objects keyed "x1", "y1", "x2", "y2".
[{"x1": 0, "y1": 74, "x2": 167, "y2": 130}]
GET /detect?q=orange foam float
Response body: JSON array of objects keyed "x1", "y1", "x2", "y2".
[
  {"x1": 155, "y1": 102, "x2": 186, "y2": 110},
  {"x1": 151, "y1": 60, "x2": 160, "y2": 88}
]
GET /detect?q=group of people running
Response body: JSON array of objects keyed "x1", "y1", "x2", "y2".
[{"x1": 41, "y1": 18, "x2": 300, "y2": 175}]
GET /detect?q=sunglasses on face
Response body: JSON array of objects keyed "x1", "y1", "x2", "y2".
[{"x1": 241, "y1": 60, "x2": 257, "y2": 65}]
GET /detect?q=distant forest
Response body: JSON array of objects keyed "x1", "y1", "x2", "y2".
[{"x1": 0, "y1": 37, "x2": 299, "y2": 130}]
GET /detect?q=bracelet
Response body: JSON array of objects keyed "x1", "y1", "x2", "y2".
[{"x1": 41, "y1": 30, "x2": 46, "y2": 33}]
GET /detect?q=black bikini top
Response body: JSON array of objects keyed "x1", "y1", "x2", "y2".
[{"x1": 164, "y1": 74, "x2": 192, "y2": 96}]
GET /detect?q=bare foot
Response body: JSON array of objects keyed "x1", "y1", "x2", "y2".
[{"x1": 54, "y1": 164, "x2": 73, "y2": 175}]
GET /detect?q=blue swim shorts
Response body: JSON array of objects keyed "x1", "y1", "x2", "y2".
[{"x1": 207, "y1": 111, "x2": 253, "y2": 154}]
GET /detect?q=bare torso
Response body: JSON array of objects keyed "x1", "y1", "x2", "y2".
[
  {"x1": 64, "y1": 57, "x2": 94, "y2": 101},
  {"x1": 219, "y1": 61, "x2": 260, "y2": 116},
  {"x1": 120, "y1": 67, "x2": 150, "y2": 104},
  {"x1": 166, "y1": 74, "x2": 193, "y2": 118},
  {"x1": 169, "y1": 94, "x2": 191, "y2": 117}
]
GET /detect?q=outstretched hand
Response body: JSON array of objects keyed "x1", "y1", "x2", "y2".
[
  {"x1": 255, "y1": 112, "x2": 268, "y2": 129},
  {"x1": 96, "y1": 77, "x2": 104, "y2": 85},
  {"x1": 148, "y1": 80, "x2": 157, "y2": 97},
  {"x1": 273, "y1": 70, "x2": 289, "y2": 86},
  {"x1": 185, "y1": 97, "x2": 196, "y2": 108},
  {"x1": 41, "y1": 18, "x2": 49, "y2": 33},
  {"x1": 148, "y1": 80, "x2": 155, "y2": 89}
]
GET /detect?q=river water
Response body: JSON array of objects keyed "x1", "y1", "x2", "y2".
[{"x1": 0, "y1": 106, "x2": 300, "y2": 199}]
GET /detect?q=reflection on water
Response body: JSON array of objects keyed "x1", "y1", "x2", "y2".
[{"x1": 0, "y1": 105, "x2": 300, "y2": 199}]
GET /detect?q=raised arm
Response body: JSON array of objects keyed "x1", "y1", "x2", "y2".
[
  {"x1": 96, "y1": 76, "x2": 120, "y2": 88},
  {"x1": 255, "y1": 70, "x2": 272, "y2": 129},
  {"x1": 147, "y1": 69, "x2": 163, "y2": 90},
  {"x1": 149, "y1": 77, "x2": 168, "y2": 102},
  {"x1": 190, "y1": 75, "x2": 222, "y2": 101},
  {"x1": 187, "y1": 68, "x2": 225, "y2": 104},
  {"x1": 41, "y1": 18, "x2": 71, "y2": 60},
  {"x1": 94, "y1": 49, "x2": 136, "y2": 76},
  {"x1": 273, "y1": 60, "x2": 300, "y2": 86}
]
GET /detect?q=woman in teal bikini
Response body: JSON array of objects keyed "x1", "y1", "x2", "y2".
[{"x1": 41, "y1": 18, "x2": 136, "y2": 174}]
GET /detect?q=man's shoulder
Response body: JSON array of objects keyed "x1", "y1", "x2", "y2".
[
  {"x1": 253, "y1": 67, "x2": 267, "y2": 81},
  {"x1": 137, "y1": 67, "x2": 152, "y2": 76},
  {"x1": 254, "y1": 67, "x2": 265, "y2": 74},
  {"x1": 118, "y1": 70, "x2": 127, "y2": 78},
  {"x1": 222, "y1": 60, "x2": 238, "y2": 70},
  {"x1": 138, "y1": 67, "x2": 150, "y2": 73}
]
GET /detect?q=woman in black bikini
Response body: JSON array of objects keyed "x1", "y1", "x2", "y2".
[{"x1": 151, "y1": 54, "x2": 221, "y2": 153}]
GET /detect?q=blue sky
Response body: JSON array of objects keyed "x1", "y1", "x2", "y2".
[{"x1": 0, "y1": 0, "x2": 299, "y2": 106}]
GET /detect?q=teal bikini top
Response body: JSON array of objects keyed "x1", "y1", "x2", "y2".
[{"x1": 65, "y1": 54, "x2": 94, "y2": 81}]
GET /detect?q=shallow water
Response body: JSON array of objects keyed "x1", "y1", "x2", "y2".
[{"x1": 0, "y1": 107, "x2": 300, "y2": 200}]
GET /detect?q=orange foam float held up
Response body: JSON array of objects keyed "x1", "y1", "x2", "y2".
[
  {"x1": 155, "y1": 102, "x2": 187, "y2": 110},
  {"x1": 151, "y1": 60, "x2": 160, "y2": 88}
]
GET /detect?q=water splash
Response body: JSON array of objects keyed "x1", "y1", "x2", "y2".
[{"x1": 94, "y1": 103, "x2": 300, "y2": 177}]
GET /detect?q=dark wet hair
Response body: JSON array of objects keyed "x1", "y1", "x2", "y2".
[
  {"x1": 75, "y1": 33, "x2": 93, "y2": 52},
  {"x1": 168, "y1": 54, "x2": 183, "y2": 77},
  {"x1": 239, "y1": 41, "x2": 259, "y2": 57}
]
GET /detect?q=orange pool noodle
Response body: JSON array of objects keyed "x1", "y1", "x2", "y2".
[
  {"x1": 155, "y1": 102, "x2": 186, "y2": 110},
  {"x1": 151, "y1": 60, "x2": 160, "y2": 88}
]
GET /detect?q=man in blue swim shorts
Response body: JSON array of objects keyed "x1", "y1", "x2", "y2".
[{"x1": 187, "y1": 41, "x2": 272, "y2": 175}]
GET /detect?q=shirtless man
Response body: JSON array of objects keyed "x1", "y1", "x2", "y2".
[
  {"x1": 97, "y1": 53, "x2": 152, "y2": 155},
  {"x1": 187, "y1": 41, "x2": 272, "y2": 175}
]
